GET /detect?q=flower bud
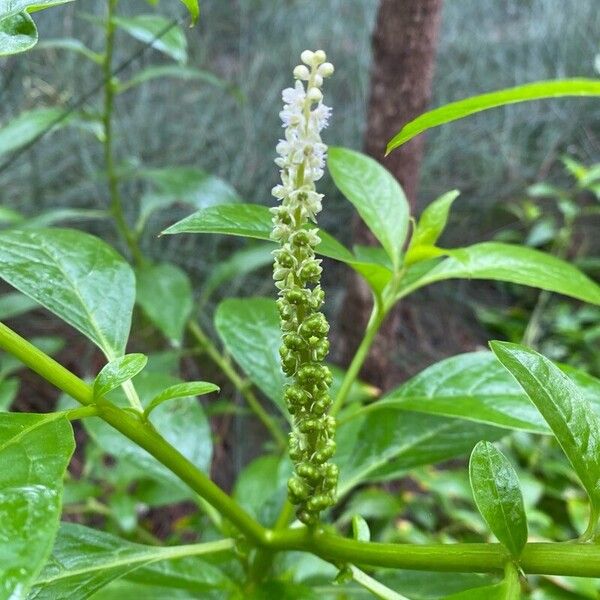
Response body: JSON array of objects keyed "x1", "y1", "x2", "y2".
[
  {"x1": 307, "y1": 87, "x2": 323, "y2": 103},
  {"x1": 300, "y1": 50, "x2": 315, "y2": 65},
  {"x1": 318, "y1": 62, "x2": 334, "y2": 77},
  {"x1": 293, "y1": 64, "x2": 310, "y2": 80},
  {"x1": 314, "y1": 50, "x2": 327, "y2": 64}
]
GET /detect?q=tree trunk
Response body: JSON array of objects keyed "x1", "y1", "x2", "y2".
[{"x1": 336, "y1": 0, "x2": 443, "y2": 390}]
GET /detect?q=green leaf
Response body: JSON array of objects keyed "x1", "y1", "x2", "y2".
[
  {"x1": 36, "y1": 37, "x2": 103, "y2": 62},
  {"x1": 398, "y1": 242, "x2": 600, "y2": 305},
  {"x1": 233, "y1": 454, "x2": 289, "y2": 527},
  {"x1": 328, "y1": 147, "x2": 409, "y2": 269},
  {"x1": 94, "y1": 354, "x2": 148, "y2": 400},
  {"x1": 144, "y1": 381, "x2": 219, "y2": 417},
  {"x1": 387, "y1": 78, "x2": 600, "y2": 153},
  {"x1": 215, "y1": 297, "x2": 287, "y2": 415},
  {"x1": 469, "y1": 441, "x2": 527, "y2": 558},
  {"x1": 490, "y1": 342, "x2": 600, "y2": 539},
  {"x1": 179, "y1": 0, "x2": 199, "y2": 25},
  {"x1": 0, "y1": 10, "x2": 37, "y2": 55},
  {"x1": 216, "y1": 297, "x2": 383, "y2": 417},
  {"x1": 117, "y1": 65, "x2": 225, "y2": 94},
  {"x1": 0, "y1": 412, "x2": 74, "y2": 599},
  {"x1": 351, "y1": 514, "x2": 370, "y2": 542},
  {"x1": 163, "y1": 204, "x2": 393, "y2": 294},
  {"x1": 199, "y1": 243, "x2": 273, "y2": 306},
  {"x1": 135, "y1": 262, "x2": 193, "y2": 346},
  {"x1": 372, "y1": 351, "x2": 600, "y2": 435},
  {"x1": 0, "y1": 228, "x2": 135, "y2": 359},
  {"x1": 0, "y1": 0, "x2": 73, "y2": 19},
  {"x1": 406, "y1": 190, "x2": 459, "y2": 264},
  {"x1": 140, "y1": 166, "x2": 241, "y2": 207},
  {"x1": 85, "y1": 372, "x2": 212, "y2": 494},
  {"x1": 112, "y1": 15, "x2": 187, "y2": 63},
  {"x1": 337, "y1": 408, "x2": 504, "y2": 496},
  {"x1": 0, "y1": 378, "x2": 19, "y2": 411},
  {"x1": 442, "y1": 564, "x2": 520, "y2": 599},
  {"x1": 0, "y1": 292, "x2": 38, "y2": 320},
  {"x1": 29, "y1": 523, "x2": 234, "y2": 599},
  {"x1": 0, "y1": 108, "x2": 64, "y2": 157}
]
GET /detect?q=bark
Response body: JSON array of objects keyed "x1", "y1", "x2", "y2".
[{"x1": 336, "y1": 0, "x2": 444, "y2": 390}]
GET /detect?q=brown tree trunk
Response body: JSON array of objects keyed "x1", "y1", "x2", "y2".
[{"x1": 336, "y1": 0, "x2": 443, "y2": 390}]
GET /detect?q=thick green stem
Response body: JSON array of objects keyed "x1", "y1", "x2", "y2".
[
  {"x1": 3, "y1": 320, "x2": 600, "y2": 577},
  {"x1": 331, "y1": 298, "x2": 386, "y2": 416},
  {"x1": 102, "y1": 0, "x2": 143, "y2": 266},
  {"x1": 188, "y1": 320, "x2": 287, "y2": 449}
]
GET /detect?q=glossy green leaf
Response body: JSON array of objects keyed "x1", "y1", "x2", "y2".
[
  {"x1": 0, "y1": 413, "x2": 74, "y2": 599},
  {"x1": 328, "y1": 147, "x2": 409, "y2": 269},
  {"x1": 398, "y1": 242, "x2": 600, "y2": 305},
  {"x1": 216, "y1": 297, "x2": 383, "y2": 417},
  {"x1": 469, "y1": 441, "x2": 527, "y2": 558},
  {"x1": 179, "y1": 0, "x2": 199, "y2": 25},
  {"x1": 136, "y1": 262, "x2": 193, "y2": 346},
  {"x1": 85, "y1": 372, "x2": 212, "y2": 493},
  {"x1": 163, "y1": 204, "x2": 393, "y2": 294},
  {"x1": 0, "y1": 228, "x2": 135, "y2": 359},
  {"x1": 113, "y1": 15, "x2": 187, "y2": 63},
  {"x1": 233, "y1": 454, "x2": 289, "y2": 526},
  {"x1": 0, "y1": 10, "x2": 36, "y2": 55},
  {"x1": 373, "y1": 351, "x2": 600, "y2": 434},
  {"x1": 215, "y1": 297, "x2": 287, "y2": 414},
  {"x1": 117, "y1": 65, "x2": 225, "y2": 93},
  {"x1": 140, "y1": 166, "x2": 241, "y2": 207},
  {"x1": 36, "y1": 37, "x2": 103, "y2": 62},
  {"x1": 29, "y1": 523, "x2": 234, "y2": 599},
  {"x1": 337, "y1": 408, "x2": 504, "y2": 496},
  {"x1": 93, "y1": 354, "x2": 147, "y2": 400},
  {"x1": 0, "y1": 0, "x2": 73, "y2": 18},
  {"x1": 406, "y1": 190, "x2": 459, "y2": 264},
  {"x1": 144, "y1": 381, "x2": 219, "y2": 417},
  {"x1": 199, "y1": 243, "x2": 273, "y2": 305},
  {"x1": 387, "y1": 78, "x2": 600, "y2": 153},
  {"x1": 0, "y1": 292, "x2": 38, "y2": 320},
  {"x1": 491, "y1": 342, "x2": 600, "y2": 539}
]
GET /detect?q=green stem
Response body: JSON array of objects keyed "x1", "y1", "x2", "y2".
[
  {"x1": 102, "y1": 0, "x2": 143, "y2": 266},
  {"x1": 3, "y1": 320, "x2": 600, "y2": 577},
  {"x1": 188, "y1": 320, "x2": 287, "y2": 449},
  {"x1": 330, "y1": 298, "x2": 386, "y2": 416}
]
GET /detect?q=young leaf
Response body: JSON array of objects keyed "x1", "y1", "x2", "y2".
[
  {"x1": 145, "y1": 381, "x2": 219, "y2": 417},
  {"x1": 94, "y1": 354, "x2": 148, "y2": 400},
  {"x1": 179, "y1": 0, "x2": 199, "y2": 25},
  {"x1": 136, "y1": 262, "x2": 193, "y2": 346},
  {"x1": 328, "y1": 147, "x2": 409, "y2": 269},
  {"x1": 0, "y1": 228, "x2": 136, "y2": 359},
  {"x1": 407, "y1": 189, "x2": 459, "y2": 253},
  {"x1": 351, "y1": 514, "x2": 370, "y2": 542},
  {"x1": 387, "y1": 78, "x2": 600, "y2": 153},
  {"x1": 112, "y1": 15, "x2": 187, "y2": 63},
  {"x1": 491, "y1": 341, "x2": 600, "y2": 539},
  {"x1": 469, "y1": 441, "x2": 527, "y2": 558},
  {"x1": 442, "y1": 563, "x2": 520, "y2": 599},
  {"x1": 0, "y1": 10, "x2": 37, "y2": 55},
  {"x1": 0, "y1": 412, "x2": 74, "y2": 598},
  {"x1": 398, "y1": 242, "x2": 600, "y2": 305},
  {"x1": 372, "y1": 351, "x2": 600, "y2": 434},
  {"x1": 30, "y1": 523, "x2": 235, "y2": 598},
  {"x1": 85, "y1": 372, "x2": 212, "y2": 493}
]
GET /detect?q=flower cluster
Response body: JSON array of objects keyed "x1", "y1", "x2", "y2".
[{"x1": 271, "y1": 50, "x2": 338, "y2": 525}]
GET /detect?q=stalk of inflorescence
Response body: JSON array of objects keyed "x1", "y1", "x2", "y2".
[{"x1": 271, "y1": 50, "x2": 338, "y2": 525}]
